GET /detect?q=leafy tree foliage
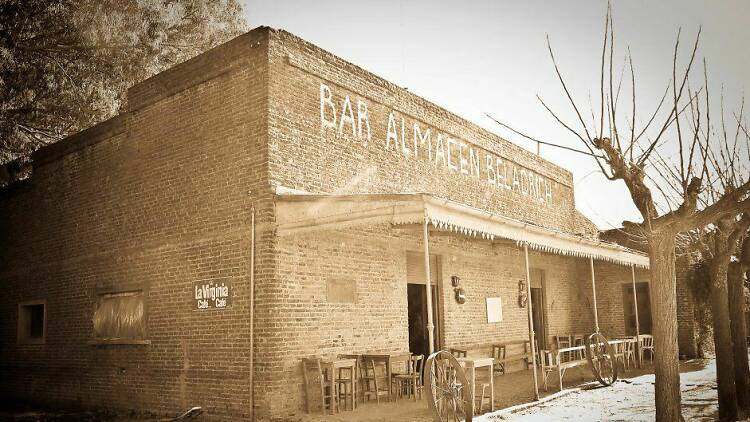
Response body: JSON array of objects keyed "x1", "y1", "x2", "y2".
[{"x1": 0, "y1": 0, "x2": 246, "y2": 165}]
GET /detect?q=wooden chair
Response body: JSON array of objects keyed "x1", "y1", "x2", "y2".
[
  {"x1": 361, "y1": 358, "x2": 390, "y2": 403},
  {"x1": 338, "y1": 354, "x2": 363, "y2": 404},
  {"x1": 450, "y1": 348, "x2": 467, "y2": 358},
  {"x1": 492, "y1": 344, "x2": 506, "y2": 375},
  {"x1": 301, "y1": 358, "x2": 335, "y2": 414},
  {"x1": 335, "y1": 360, "x2": 356, "y2": 411},
  {"x1": 622, "y1": 338, "x2": 637, "y2": 370},
  {"x1": 612, "y1": 341, "x2": 626, "y2": 371},
  {"x1": 473, "y1": 375, "x2": 492, "y2": 415},
  {"x1": 572, "y1": 334, "x2": 585, "y2": 359},
  {"x1": 554, "y1": 335, "x2": 571, "y2": 349},
  {"x1": 640, "y1": 335, "x2": 655, "y2": 361},
  {"x1": 392, "y1": 354, "x2": 424, "y2": 401}
]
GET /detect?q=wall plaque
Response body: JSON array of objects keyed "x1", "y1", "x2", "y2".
[
  {"x1": 194, "y1": 281, "x2": 231, "y2": 310},
  {"x1": 486, "y1": 297, "x2": 503, "y2": 323}
]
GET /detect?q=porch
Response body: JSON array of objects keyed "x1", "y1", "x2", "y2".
[
  {"x1": 298, "y1": 360, "x2": 657, "y2": 421},
  {"x1": 273, "y1": 189, "x2": 651, "y2": 417}
]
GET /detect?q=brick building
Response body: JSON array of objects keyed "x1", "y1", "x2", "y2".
[{"x1": 1, "y1": 26, "x2": 657, "y2": 420}]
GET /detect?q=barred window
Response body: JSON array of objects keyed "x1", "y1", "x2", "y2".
[{"x1": 92, "y1": 291, "x2": 146, "y2": 342}]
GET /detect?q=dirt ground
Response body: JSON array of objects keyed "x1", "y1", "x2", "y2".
[
  {"x1": 480, "y1": 358, "x2": 729, "y2": 422},
  {"x1": 299, "y1": 361, "x2": 650, "y2": 422},
  {"x1": 0, "y1": 358, "x2": 738, "y2": 421}
]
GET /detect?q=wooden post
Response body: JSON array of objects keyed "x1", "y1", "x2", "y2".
[
  {"x1": 524, "y1": 244, "x2": 540, "y2": 400},
  {"x1": 631, "y1": 264, "x2": 642, "y2": 368},
  {"x1": 423, "y1": 211, "x2": 435, "y2": 355},
  {"x1": 590, "y1": 257, "x2": 599, "y2": 332}
]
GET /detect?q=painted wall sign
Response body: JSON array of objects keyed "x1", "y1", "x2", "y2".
[
  {"x1": 194, "y1": 281, "x2": 231, "y2": 310},
  {"x1": 319, "y1": 83, "x2": 554, "y2": 204}
]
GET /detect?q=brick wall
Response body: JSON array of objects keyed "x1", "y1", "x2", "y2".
[
  {"x1": 0, "y1": 30, "x2": 271, "y2": 420},
  {"x1": 0, "y1": 25, "x2": 650, "y2": 422},
  {"x1": 256, "y1": 220, "x2": 612, "y2": 418},
  {"x1": 266, "y1": 29, "x2": 592, "y2": 236},
  {"x1": 592, "y1": 262, "x2": 650, "y2": 337},
  {"x1": 439, "y1": 248, "x2": 595, "y2": 352}
]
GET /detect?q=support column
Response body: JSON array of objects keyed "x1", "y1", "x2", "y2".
[
  {"x1": 423, "y1": 211, "x2": 435, "y2": 355},
  {"x1": 524, "y1": 244, "x2": 540, "y2": 400},
  {"x1": 631, "y1": 264, "x2": 642, "y2": 368},
  {"x1": 590, "y1": 257, "x2": 599, "y2": 332}
]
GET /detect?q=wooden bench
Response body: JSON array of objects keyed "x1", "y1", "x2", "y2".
[
  {"x1": 492, "y1": 340, "x2": 532, "y2": 375},
  {"x1": 539, "y1": 345, "x2": 589, "y2": 391}
]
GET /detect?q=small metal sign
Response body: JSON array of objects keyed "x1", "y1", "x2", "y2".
[{"x1": 194, "y1": 281, "x2": 231, "y2": 310}]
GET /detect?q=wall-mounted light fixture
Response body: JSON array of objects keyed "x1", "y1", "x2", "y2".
[
  {"x1": 518, "y1": 279, "x2": 528, "y2": 308},
  {"x1": 454, "y1": 288, "x2": 466, "y2": 304},
  {"x1": 451, "y1": 276, "x2": 466, "y2": 304}
]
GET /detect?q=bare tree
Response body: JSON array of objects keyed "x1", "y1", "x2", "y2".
[
  {"x1": 697, "y1": 216, "x2": 749, "y2": 420},
  {"x1": 488, "y1": 6, "x2": 750, "y2": 421},
  {"x1": 728, "y1": 234, "x2": 750, "y2": 414},
  {"x1": 679, "y1": 96, "x2": 750, "y2": 419}
]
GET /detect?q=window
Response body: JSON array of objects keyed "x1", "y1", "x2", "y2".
[
  {"x1": 18, "y1": 300, "x2": 46, "y2": 344},
  {"x1": 91, "y1": 290, "x2": 148, "y2": 344}
]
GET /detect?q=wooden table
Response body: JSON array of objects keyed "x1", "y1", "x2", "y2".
[
  {"x1": 322, "y1": 358, "x2": 358, "y2": 412},
  {"x1": 361, "y1": 353, "x2": 411, "y2": 399},
  {"x1": 458, "y1": 357, "x2": 495, "y2": 412}
]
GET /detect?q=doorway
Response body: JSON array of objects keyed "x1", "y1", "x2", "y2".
[
  {"x1": 406, "y1": 252, "x2": 441, "y2": 356},
  {"x1": 529, "y1": 269, "x2": 546, "y2": 349},
  {"x1": 622, "y1": 282, "x2": 652, "y2": 335},
  {"x1": 407, "y1": 284, "x2": 440, "y2": 357}
]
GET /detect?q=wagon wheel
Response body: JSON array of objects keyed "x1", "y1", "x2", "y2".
[
  {"x1": 585, "y1": 332, "x2": 618, "y2": 386},
  {"x1": 425, "y1": 351, "x2": 473, "y2": 422}
]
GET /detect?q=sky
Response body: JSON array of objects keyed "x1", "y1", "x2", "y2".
[{"x1": 240, "y1": 0, "x2": 750, "y2": 229}]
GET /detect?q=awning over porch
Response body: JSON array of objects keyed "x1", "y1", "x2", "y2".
[{"x1": 274, "y1": 188, "x2": 649, "y2": 268}]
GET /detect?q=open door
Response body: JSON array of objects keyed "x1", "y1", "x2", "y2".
[
  {"x1": 529, "y1": 269, "x2": 546, "y2": 349},
  {"x1": 406, "y1": 252, "x2": 441, "y2": 355},
  {"x1": 407, "y1": 284, "x2": 440, "y2": 357}
]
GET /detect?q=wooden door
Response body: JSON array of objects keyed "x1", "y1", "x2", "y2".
[{"x1": 531, "y1": 287, "x2": 546, "y2": 349}]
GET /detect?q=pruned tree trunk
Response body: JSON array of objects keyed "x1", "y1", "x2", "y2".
[
  {"x1": 709, "y1": 238, "x2": 740, "y2": 421},
  {"x1": 649, "y1": 232, "x2": 683, "y2": 422},
  {"x1": 728, "y1": 261, "x2": 750, "y2": 416}
]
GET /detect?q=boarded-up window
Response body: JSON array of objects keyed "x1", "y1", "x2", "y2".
[
  {"x1": 93, "y1": 291, "x2": 146, "y2": 340},
  {"x1": 327, "y1": 279, "x2": 356, "y2": 303},
  {"x1": 406, "y1": 252, "x2": 439, "y2": 284}
]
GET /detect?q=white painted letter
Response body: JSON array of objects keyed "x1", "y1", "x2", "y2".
[
  {"x1": 320, "y1": 84, "x2": 336, "y2": 129},
  {"x1": 435, "y1": 134, "x2": 447, "y2": 167},
  {"x1": 459, "y1": 142, "x2": 469, "y2": 175},
  {"x1": 414, "y1": 123, "x2": 432, "y2": 160},
  {"x1": 496, "y1": 158, "x2": 505, "y2": 187},
  {"x1": 357, "y1": 100, "x2": 371, "y2": 145},
  {"x1": 400, "y1": 118, "x2": 411, "y2": 157},
  {"x1": 386, "y1": 112, "x2": 398, "y2": 150},
  {"x1": 469, "y1": 147, "x2": 480, "y2": 177},
  {"x1": 486, "y1": 154, "x2": 496, "y2": 185},
  {"x1": 339, "y1": 95, "x2": 356, "y2": 136},
  {"x1": 446, "y1": 138, "x2": 458, "y2": 172}
]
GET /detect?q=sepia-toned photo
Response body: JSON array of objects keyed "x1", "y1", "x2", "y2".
[{"x1": 1, "y1": 1, "x2": 749, "y2": 421}]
